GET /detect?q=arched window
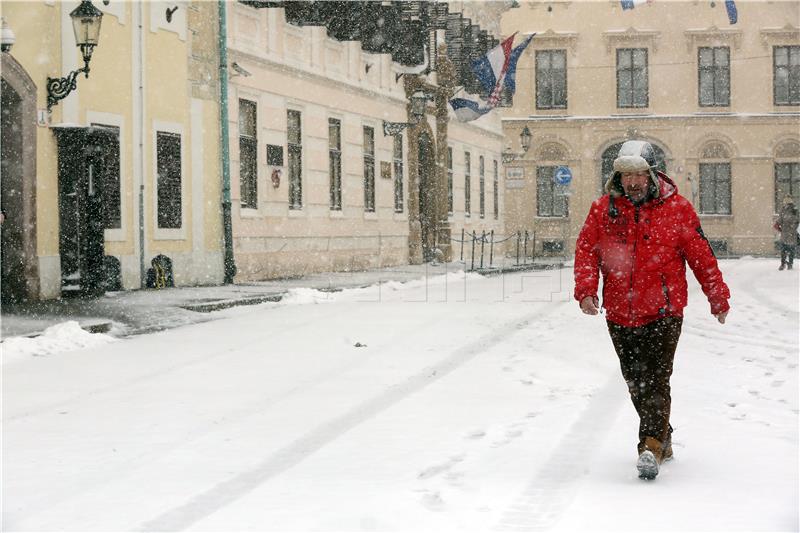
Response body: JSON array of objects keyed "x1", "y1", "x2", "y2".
[
  {"x1": 699, "y1": 141, "x2": 731, "y2": 215},
  {"x1": 599, "y1": 141, "x2": 666, "y2": 194},
  {"x1": 774, "y1": 140, "x2": 800, "y2": 213}
]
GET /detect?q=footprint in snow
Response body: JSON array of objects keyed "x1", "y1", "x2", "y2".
[
  {"x1": 465, "y1": 429, "x2": 486, "y2": 440},
  {"x1": 417, "y1": 455, "x2": 464, "y2": 480},
  {"x1": 420, "y1": 491, "x2": 445, "y2": 511}
]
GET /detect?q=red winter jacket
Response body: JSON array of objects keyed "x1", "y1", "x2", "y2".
[{"x1": 574, "y1": 172, "x2": 730, "y2": 327}]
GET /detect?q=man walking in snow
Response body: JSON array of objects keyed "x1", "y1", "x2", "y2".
[{"x1": 573, "y1": 140, "x2": 731, "y2": 480}]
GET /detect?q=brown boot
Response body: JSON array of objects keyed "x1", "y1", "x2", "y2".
[
  {"x1": 637, "y1": 437, "x2": 665, "y2": 480},
  {"x1": 663, "y1": 427, "x2": 674, "y2": 461}
]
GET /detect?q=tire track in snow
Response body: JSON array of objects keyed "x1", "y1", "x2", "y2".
[
  {"x1": 494, "y1": 371, "x2": 624, "y2": 531},
  {"x1": 136, "y1": 301, "x2": 566, "y2": 532}
]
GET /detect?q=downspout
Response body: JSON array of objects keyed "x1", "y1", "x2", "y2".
[
  {"x1": 136, "y1": 1, "x2": 146, "y2": 286},
  {"x1": 218, "y1": 0, "x2": 236, "y2": 283}
]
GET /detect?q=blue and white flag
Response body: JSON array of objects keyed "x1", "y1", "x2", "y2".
[
  {"x1": 621, "y1": 0, "x2": 652, "y2": 10},
  {"x1": 724, "y1": 0, "x2": 737, "y2": 24},
  {"x1": 449, "y1": 97, "x2": 492, "y2": 123}
]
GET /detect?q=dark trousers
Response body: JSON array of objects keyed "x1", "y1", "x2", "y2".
[
  {"x1": 607, "y1": 317, "x2": 683, "y2": 447},
  {"x1": 780, "y1": 243, "x2": 795, "y2": 267}
]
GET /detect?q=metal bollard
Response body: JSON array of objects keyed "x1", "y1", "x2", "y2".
[
  {"x1": 523, "y1": 230, "x2": 529, "y2": 265},
  {"x1": 470, "y1": 231, "x2": 477, "y2": 271},
  {"x1": 460, "y1": 228, "x2": 465, "y2": 262},
  {"x1": 516, "y1": 231, "x2": 521, "y2": 266},
  {"x1": 489, "y1": 230, "x2": 495, "y2": 268},
  {"x1": 531, "y1": 231, "x2": 536, "y2": 263},
  {"x1": 480, "y1": 230, "x2": 486, "y2": 269}
]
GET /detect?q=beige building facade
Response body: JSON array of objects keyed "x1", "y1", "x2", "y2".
[
  {"x1": 1, "y1": 1, "x2": 225, "y2": 301},
  {"x1": 500, "y1": 0, "x2": 800, "y2": 257},
  {"x1": 226, "y1": 2, "x2": 508, "y2": 281}
]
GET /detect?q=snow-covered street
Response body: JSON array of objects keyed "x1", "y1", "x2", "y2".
[{"x1": 2, "y1": 258, "x2": 797, "y2": 532}]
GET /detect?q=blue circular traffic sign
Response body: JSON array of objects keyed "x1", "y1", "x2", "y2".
[{"x1": 554, "y1": 166, "x2": 572, "y2": 186}]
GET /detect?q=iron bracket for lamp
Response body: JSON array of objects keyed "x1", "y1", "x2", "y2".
[
  {"x1": 383, "y1": 121, "x2": 411, "y2": 137},
  {"x1": 47, "y1": 66, "x2": 88, "y2": 112}
]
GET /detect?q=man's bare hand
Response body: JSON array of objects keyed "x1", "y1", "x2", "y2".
[
  {"x1": 715, "y1": 310, "x2": 728, "y2": 324},
  {"x1": 580, "y1": 296, "x2": 600, "y2": 315}
]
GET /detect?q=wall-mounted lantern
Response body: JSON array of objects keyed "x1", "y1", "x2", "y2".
[
  {"x1": 502, "y1": 126, "x2": 532, "y2": 163},
  {"x1": 46, "y1": 0, "x2": 103, "y2": 111},
  {"x1": 383, "y1": 91, "x2": 430, "y2": 137},
  {"x1": 1, "y1": 17, "x2": 15, "y2": 53}
]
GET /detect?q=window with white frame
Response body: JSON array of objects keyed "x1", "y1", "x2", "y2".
[
  {"x1": 329, "y1": 118, "x2": 342, "y2": 210},
  {"x1": 479, "y1": 155, "x2": 485, "y2": 218},
  {"x1": 288, "y1": 110, "x2": 302, "y2": 209},
  {"x1": 447, "y1": 147, "x2": 453, "y2": 215},
  {"x1": 536, "y1": 49, "x2": 567, "y2": 109},
  {"x1": 699, "y1": 163, "x2": 732, "y2": 214},
  {"x1": 363, "y1": 126, "x2": 375, "y2": 212},
  {"x1": 699, "y1": 47, "x2": 730, "y2": 107},
  {"x1": 92, "y1": 123, "x2": 121, "y2": 229},
  {"x1": 775, "y1": 162, "x2": 800, "y2": 211},
  {"x1": 239, "y1": 99, "x2": 258, "y2": 209},
  {"x1": 464, "y1": 151, "x2": 471, "y2": 217},
  {"x1": 617, "y1": 48, "x2": 648, "y2": 108},
  {"x1": 774, "y1": 46, "x2": 800, "y2": 106},
  {"x1": 493, "y1": 159, "x2": 499, "y2": 220},
  {"x1": 537, "y1": 166, "x2": 568, "y2": 217},
  {"x1": 393, "y1": 135, "x2": 404, "y2": 213},
  {"x1": 156, "y1": 131, "x2": 182, "y2": 228}
]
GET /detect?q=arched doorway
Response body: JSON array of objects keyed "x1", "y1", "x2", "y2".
[
  {"x1": 417, "y1": 132, "x2": 436, "y2": 262},
  {"x1": 1, "y1": 53, "x2": 38, "y2": 303},
  {"x1": 600, "y1": 141, "x2": 667, "y2": 195}
]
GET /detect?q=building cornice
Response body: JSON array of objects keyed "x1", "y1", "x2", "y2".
[
  {"x1": 528, "y1": 29, "x2": 579, "y2": 56},
  {"x1": 684, "y1": 26, "x2": 743, "y2": 52},
  {"x1": 229, "y1": 48, "x2": 408, "y2": 106},
  {"x1": 602, "y1": 27, "x2": 661, "y2": 53},
  {"x1": 760, "y1": 23, "x2": 800, "y2": 49}
]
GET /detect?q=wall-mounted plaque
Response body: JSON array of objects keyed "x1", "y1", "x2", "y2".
[{"x1": 267, "y1": 144, "x2": 284, "y2": 166}]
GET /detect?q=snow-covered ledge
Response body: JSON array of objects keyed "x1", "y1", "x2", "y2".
[{"x1": 529, "y1": 29, "x2": 579, "y2": 57}]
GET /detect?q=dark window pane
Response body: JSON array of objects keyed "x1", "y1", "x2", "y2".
[
  {"x1": 156, "y1": 132, "x2": 182, "y2": 228},
  {"x1": 92, "y1": 124, "x2": 121, "y2": 229},
  {"x1": 394, "y1": 135, "x2": 404, "y2": 212},
  {"x1": 329, "y1": 118, "x2": 341, "y2": 210},
  {"x1": 464, "y1": 151, "x2": 471, "y2": 216},
  {"x1": 364, "y1": 126, "x2": 375, "y2": 212},
  {"x1": 288, "y1": 110, "x2": 302, "y2": 209},
  {"x1": 536, "y1": 50, "x2": 567, "y2": 109}
]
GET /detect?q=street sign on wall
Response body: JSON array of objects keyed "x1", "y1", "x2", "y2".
[{"x1": 554, "y1": 166, "x2": 572, "y2": 186}]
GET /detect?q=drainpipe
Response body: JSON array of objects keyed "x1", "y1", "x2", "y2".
[
  {"x1": 136, "y1": 2, "x2": 146, "y2": 287},
  {"x1": 218, "y1": 0, "x2": 236, "y2": 283}
]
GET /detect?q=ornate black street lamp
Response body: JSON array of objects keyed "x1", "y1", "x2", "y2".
[
  {"x1": 502, "y1": 126, "x2": 532, "y2": 163},
  {"x1": 47, "y1": 0, "x2": 103, "y2": 111},
  {"x1": 383, "y1": 91, "x2": 430, "y2": 137}
]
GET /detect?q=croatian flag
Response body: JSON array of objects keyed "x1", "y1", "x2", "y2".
[
  {"x1": 621, "y1": 0, "x2": 652, "y2": 9},
  {"x1": 725, "y1": 0, "x2": 737, "y2": 24},
  {"x1": 449, "y1": 98, "x2": 492, "y2": 123},
  {"x1": 471, "y1": 33, "x2": 535, "y2": 108}
]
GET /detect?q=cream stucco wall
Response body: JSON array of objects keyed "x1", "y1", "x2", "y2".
[
  {"x1": 1, "y1": 1, "x2": 223, "y2": 298},
  {"x1": 501, "y1": 0, "x2": 800, "y2": 257},
  {"x1": 227, "y1": 2, "x2": 507, "y2": 280}
]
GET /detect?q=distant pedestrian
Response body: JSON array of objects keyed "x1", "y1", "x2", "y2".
[
  {"x1": 774, "y1": 195, "x2": 799, "y2": 271},
  {"x1": 574, "y1": 140, "x2": 731, "y2": 480}
]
